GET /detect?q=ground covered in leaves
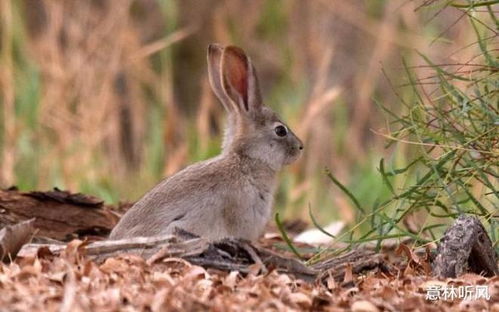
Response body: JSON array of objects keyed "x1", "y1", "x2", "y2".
[{"x1": 1, "y1": 239, "x2": 498, "y2": 312}]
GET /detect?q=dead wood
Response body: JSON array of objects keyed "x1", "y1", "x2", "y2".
[
  {"x1": 18, "y1": 235, "x2": 207, "y2": 260},
  {"x1": 0, "y1": 188, "x2": 119, "y2": 240},
  {"x1": 432, "y1": 215, "x2": 498, "y2": 278},
  {"x1": 18, "y1": 236, "x2": 318, "y2": 280},
  {"x1": 313, "y1": 249, "x2": 392, "y2": 284},
  {"x1": 257, "y1": 247, "x2": 317, "y2": 281},
  {"x1": 17, "y1": 233, "x2": 394, "y2": 284},
  {"x1": 182, "y1": 239, "x2": 316, "y2": 280}
]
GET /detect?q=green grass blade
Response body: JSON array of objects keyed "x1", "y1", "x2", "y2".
[
  {"x1": 308, "y1": 204, "x2": 336, "y2": 239},
  {"x1": 275, "y1": 213, "x2": 304, "y2": 260},
  {"x1": 325, "y1": 168, "x2": 365, "y2": 214}
]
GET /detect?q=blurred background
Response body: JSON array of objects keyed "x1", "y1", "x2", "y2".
[{"x1": 0, "y1": 0, "x2": 494, "y2": 224}]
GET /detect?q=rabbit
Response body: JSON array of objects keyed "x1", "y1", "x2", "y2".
[{"x1": 109, "y1": 44, "x2": 303, "y2": 242}]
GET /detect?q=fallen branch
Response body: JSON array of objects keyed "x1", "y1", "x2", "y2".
[
  {"x1": 18, "y1": 232, "x2": 394, "y2": 284},
  {"x1": 18, "y1": 235, "x2": 207, "y2": 259},
  {"x1": 313, "y1": 249, "x2": 392, "y2": 285}
]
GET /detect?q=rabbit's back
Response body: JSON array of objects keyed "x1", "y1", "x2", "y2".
[
  {"x1": 109, "y1": 44, "x2": 302, "y2": 242},
  {"x1": 109, "y1": 154, "x2": 276, "y2": 241}
]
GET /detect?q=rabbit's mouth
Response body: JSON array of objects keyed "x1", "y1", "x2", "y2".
[{"x1": 283, "y1": 147, "x2": 303, "y2": 165}]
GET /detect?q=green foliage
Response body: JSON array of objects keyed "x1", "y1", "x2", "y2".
[{"x1": 308, "y1": 2, "x2": 498, "y2": 262}]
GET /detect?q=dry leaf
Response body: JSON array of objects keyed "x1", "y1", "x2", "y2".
[
  {"x1": 0, "y1": 219, "x2": 36, "y2": 262},
  {"x1": 225, "y1": 271, "x2": 240, "y2": 289},
  {"x1": 343, "y1": 263, "x2": 353, "y2": 284},
  {"x1": 351, "y1": 300, "x2": 380, "y2": 312},
  {"x1": 395, "y1": 244, "x2": 420, "y2": 265},
  {"x1": 287, "y1": 292, "x2": 312, "y2": 308}
]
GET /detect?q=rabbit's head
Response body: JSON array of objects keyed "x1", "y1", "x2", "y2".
[{"x1": 207, "y1": 44, "x2": 303, "y2": 170}]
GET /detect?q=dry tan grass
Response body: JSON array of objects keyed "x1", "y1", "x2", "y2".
[
  {"x1": 0, "y1": 0, "x2": 483, "y2": 217},
  {"x1": 0, "y1": 0, "x2": 16, "y2": 186}
]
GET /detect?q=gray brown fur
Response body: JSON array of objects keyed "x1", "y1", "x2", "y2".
[{"x1": 109, "y1": 44, "x2": 303, "y2": 241}]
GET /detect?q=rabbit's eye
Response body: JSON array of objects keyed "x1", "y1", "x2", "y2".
[{"x1": 274, "y1": 125, "x2": 288, "y2": 137}]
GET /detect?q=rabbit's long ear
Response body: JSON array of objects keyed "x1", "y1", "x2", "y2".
[
  {"x1": 221, "y1": 46, "x2": 262, "y2": 115},
  {"x1": 207, "y1": 44, "x2": 236, "y2": 114}
]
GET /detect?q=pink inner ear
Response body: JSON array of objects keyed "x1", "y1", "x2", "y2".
[
  {"x1": 230, "y1": 64, "x2": 248, "y2": 104},
  {"x1": 224, "y1": 48, "x2": 249, "y2": 110}
]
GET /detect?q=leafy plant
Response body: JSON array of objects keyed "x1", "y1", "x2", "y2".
[{"x1": 308, "y1": 1, "x2": 498, "y2": 263}]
